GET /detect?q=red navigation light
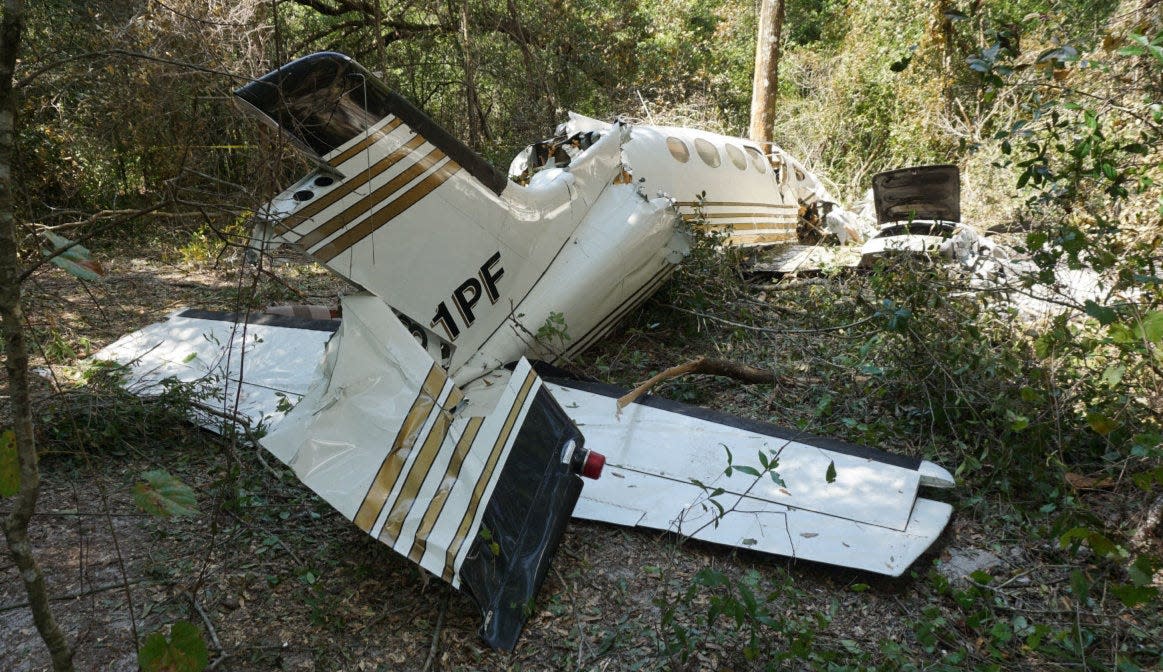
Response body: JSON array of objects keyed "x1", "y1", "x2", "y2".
[{"x1": 581, "y1": 450, "x2": 605, "y2": 479}]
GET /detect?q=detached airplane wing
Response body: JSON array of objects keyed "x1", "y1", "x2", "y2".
[
  {"x1": 538, "y1": 370, "x2": 952, "y2": 576},
  {"x1": 93, "y1": 51, "x2": 954, "y2": 649}
]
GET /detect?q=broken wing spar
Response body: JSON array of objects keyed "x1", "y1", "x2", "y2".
[{"x1": 92, "y1": 50, "x2": 955, "y2": 649}]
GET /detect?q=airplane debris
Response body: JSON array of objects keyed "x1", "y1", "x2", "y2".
[{"x1": 93, "y1": 51, "x2": 956, "y2": 649}]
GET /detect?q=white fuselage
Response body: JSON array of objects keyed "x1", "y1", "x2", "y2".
[{"x1": 256, "y1": 111, "x2": 801, "y2": 381}]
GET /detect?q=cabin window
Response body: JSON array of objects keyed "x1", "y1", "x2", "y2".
[
  {"x1": 725, "y1": 144, "x2": 747, "y2": 170},
  {"x1": 666, "y1": 137, "x2": 690, "y2": 163},
  {"x1": 694, "y1": 138, "x2": 721, "y2": 167},
  {"x1": 745, "y1": 146, "x2": 768, "y2": 174}
]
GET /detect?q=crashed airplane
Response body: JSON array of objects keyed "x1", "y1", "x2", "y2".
[{"x1": 96, "y1": 52, "x2": 955, "y2": 649}]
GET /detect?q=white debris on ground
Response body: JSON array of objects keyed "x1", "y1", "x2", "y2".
[{"x1": 786, "y1": 169, "x2": 1113, "y2": 322}]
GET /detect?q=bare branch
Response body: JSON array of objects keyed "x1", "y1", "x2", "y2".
[{"x1": 617, "y1": 356, "x2": 778, "y2": 411}]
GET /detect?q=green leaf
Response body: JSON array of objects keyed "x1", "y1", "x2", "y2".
[
  {"x1": 1133, "y1": 311, "x2": 1163, "y2": 345},
  {"x1": 1110, "y1": 583, "x2": 1157, "y2": 608},
  {"x1": 1086, "y1": 412, "x2": 1117, "y2": 436},
  {"x1": 1069, "y1": 569, "x2": 1091, "y2": 604},
  {"x1": 825, "y1": 460, "x2": 837, "y2": 484},
  {"x1": 1083, "y1": 300, "x2": 1117, "y2": 325},
  {"x1": 133, "y1": 470, "x2": 198, "y2": 518},
  {"x1": 850, "y1": 583, "x2": 869, "y2": 592},
  {"x1": 1101, "y1": 364, "x2": 1125, "y2": 389},
  {"x1": 138, "y1": 621, "x2": 209, "y2": 672},
  {"x1": 0, "y1": 429, "x2": 19, "y2": 497},
  {"x1": 1128, "y1": 555, "x2": 1157, "y2": 587},
  {"x1": 1007, "y1": 409, "x2": 1029, "y2": 431}
]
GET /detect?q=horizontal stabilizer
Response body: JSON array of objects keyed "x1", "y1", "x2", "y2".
[{"x1": 92, "y1": 309, "x2": 338, "y2": 431}]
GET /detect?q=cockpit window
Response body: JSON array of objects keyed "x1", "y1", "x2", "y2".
[
  {"x1": 745, "y1": 146, "x2": 768, "y2": 173},
  {"x1": 234, "y1": 52, "x2": 395, "y2": 160},
  {"x1": 694, "y1": 138, "x2": 720, "y2": 168},
  {"x1": 666, "y1": 137, "x2": 690, "y2": 163}
]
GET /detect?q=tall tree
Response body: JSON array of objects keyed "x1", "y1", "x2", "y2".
[
  {"x1": 748, "y1": 0, "x2": 785, "y2": 143},
  {"x1": 0, "y1": 0, "x2": 75, "y2": 670}
]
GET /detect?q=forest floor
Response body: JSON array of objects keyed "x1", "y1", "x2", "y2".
[{"x1": 2, "y1": 234, "x2": 1159, "y2": 671}]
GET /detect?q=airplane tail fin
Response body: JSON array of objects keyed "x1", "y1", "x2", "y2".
[
  {"x1": 235, "y1": 53, "x2": 533, "y2": 364},
  {"x1": 235, "y1": 53, "x2": 629, "y2": 373}
]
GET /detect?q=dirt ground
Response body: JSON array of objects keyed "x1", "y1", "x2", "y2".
[{"x1": 2, "y1": 241, "x2": 1159, "y2": 671}]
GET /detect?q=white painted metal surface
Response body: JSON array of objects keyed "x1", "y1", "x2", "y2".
[
  {"x1": 545, "y1": 380, "x2": 954, "y2": 576},
  {"x1": 92, "y1": 309, "x2": 335, "y2": 432},
  {"x1": 261, "y1": 295, "x2": 545, "y2": 585}
]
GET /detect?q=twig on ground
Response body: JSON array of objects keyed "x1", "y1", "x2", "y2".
[
  {"x1": 0, "y1": 579, "x2": 147, "y2": 613},
  {"x1": 422, "y1": 590, "x2": 451, "y2": 672},
  {"x1": 754, "y1": 278, "x2": 830, "y2": 291},
  {"x1": 186, "y1": 591, "x2": 228, "y2": 668},
  {"x1": 666, "y1": 304, "x2": 875, "y2": 335}
]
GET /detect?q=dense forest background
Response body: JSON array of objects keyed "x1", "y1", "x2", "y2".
[
  {"x1": 2, "y1": 0, "x2": 1162, "y2": 670},
  {"x1": 13, "y1": 0, "x2": 1157, "y2": 228}
]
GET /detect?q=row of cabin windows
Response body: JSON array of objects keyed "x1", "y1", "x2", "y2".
[{"x1": 665, "y1": 136, "x2": 768, "y2": 174}]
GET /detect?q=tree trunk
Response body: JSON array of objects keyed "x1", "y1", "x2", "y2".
[
  {"x1": 0, "y1": 1, "x2": 75, "y2": 670},
  {"x1": 454, "y1": 0, "x2": 489, "y2": 147},
  {"x1": 748, "y1": 0, "x2": 785, "y2": 144}
]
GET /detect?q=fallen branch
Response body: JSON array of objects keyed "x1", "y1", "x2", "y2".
[
  {"x1": 0, "y1": 579, "x2": 147, "y2": 613},
  {"x1": 617, "y1": 356, "x2": 776, "y2": 411},
  {"x1": 186, "y1": 591, "x2": 228, "y2": 669},
  {"x1": 754, "y1": 278, "x2": 830, "y2": 292},
  {"x1": 422, "y1": 590, "x2": 451, "y2": 672}
]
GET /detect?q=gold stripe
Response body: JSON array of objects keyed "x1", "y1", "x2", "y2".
[
  {"x1": 299, "y1": 144, "x2": 444, "y2": 250},
  {"x1": 566, "y1": 264, "x2": 673, "y2": 357},
  {"x1": 407, "y1": 415, "x2": 484, "y2": 564},
  {"x1": 314, "y1": 160, "x2": 460, "y2": 263},
  {"x1": 279, "y1": 130, "x2": 421, "y2": 234},
  {"x1": 378, "y1": 399, "x2": 453, "y2": 545},
  {"x1": 352, "y1": 365, "x2": 445, "y2": 531},
  {"x1": 445, "y1": 386, "x2": 465, "y2": 409},
  {"x1": 327, "y1": 117, "x2": 402, "y2": 166},
  {"x1": 681, "y1": 212, "x2": 797, "y2": 221},
  {"x1": 726, "y1": 232, "x2": 799, "y2": 245},
  {"x1": 675, "y1": 200, "x2": 796, "y2": 209},
  {"x1": 441, "y1": 369, "x2": 538, "y2": 581},
  {"x1": 693, "y1": 219, "x2": 795, "y2": 232}
]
